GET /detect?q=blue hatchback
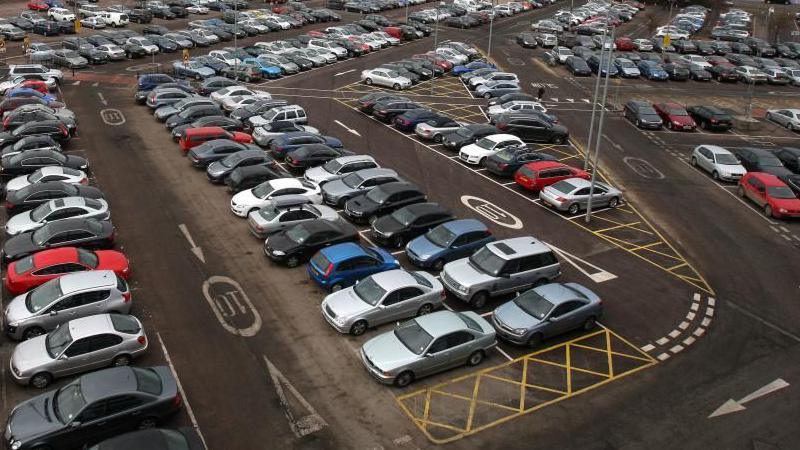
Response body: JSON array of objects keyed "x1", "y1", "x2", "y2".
[
  {"x1": 452, "y1": 61, "x2": 496, "y2": 76},
  {"x1": 405, "y1": 219, "x2": 495, "y2": 271},
  {"x1": 308, "y1": 242, "x2": 400, "y2": 291},
  {"x1": 638, "y1": 60, "x2": 669, "y2": 81},
  {"x1": 243, "y1": 58, "x2": 282, "y2": 78}
]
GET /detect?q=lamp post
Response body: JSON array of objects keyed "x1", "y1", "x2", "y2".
[
  {"x1": 488, "y1": 0, "x2": 495, "y2": 58},
  {"x1": 430, "y1": 1, "x2": 444, "y2": 96},
  {"x1": 583, "y1": 19, "x2": 610, "y2": 170}
]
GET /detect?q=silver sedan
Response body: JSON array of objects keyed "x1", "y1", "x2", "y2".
[
  {"x1": 539, "y1": 178, "x2": 623, "y2": 215},
  {"x1": 766, "y1": 109, "x2": 800, "y2": 131},
  {"x1": 321, "y1": 168, "x2": 399, "y2": 207},
  {"x1": 248, "y1": 202, "x2": 339, "y2": 238},
  {"x1": 10, "y1": 313, "x2": 148, "y2": 388},
  {"x1": 5, "y1": 197, "x2": 110, "y2": 236},
  {"x1": 360, "y1": 310, "x2": 496, "y2": 387},
  {"x1": 321, "y1": 269, "x2": 444, "y2": 335},
  {"x1": 4, "y1": 167, "x2": 88, "y2": 196}
]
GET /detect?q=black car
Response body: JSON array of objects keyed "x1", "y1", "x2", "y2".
[
  {"x1": 151, "y1": 36, "x2": 179, "y2": 53},
  {"x1": 150, "y1": 6, "x2": 176, "y2": 19},
  {"x1": 225, "y1": 165, "x2": 289, "y2": 194},
  {"x1": 493, "y1": 114, "x2": 570, "y2": 144},
  {"x1": 483, "y1": 146, "x2": 557, "y2": 177},
  {"x1": 90, "y1": 428, "x2": 204, "y2": 450},
  {"x1": 343, "y1": 181, "x2": 426, "y2": 223},
  {"x1": 2, "y1": 218, "x2": 114, "y2": 262},
  {"x1": 623, "y1": 100, "x2": 663, "y2": 129},
  {"x1": 135, "y1": 83, "x2": 196, "y2": 104},
  {"x1": 686, "y1": 106, "x2": 733, "y2": 131},
  {"x1": 442, "y1": 124, "x2": 500, "y2": 151},
  {"x1": 188, "y1": 140, "x2": 261, "y2": 168},
  {"x1": 143, "y1": 24, "x2": 170, "y2": 35},
  {"x1": 371, "y1": 202, "x2": 454, "y2": 247},
  {"x1": 172, "y1": 116, "x2": 243, "y2": 141},
  {"x1": 206, "y1": 150, "x2": 275, "y2": 184},
  {"x1": 264, "y1": 219, "x2": 359, "y2": 267},
  {"x1": 4, "y1": 367, "x2": 180, "y2": 450},
  {"x1": 516, "y1": 32, "x2": 538, "y2": 48},
  {"x1": 774, "y1": 147, "x2": 800, "y2": 173},
  {"x1": 372, "y1": 100, "x2": 424, "y2": 123},
  {"x1": 230, "y1": 100, "x2": 291, "y2": 122},
  {"x1": 709, "y1": 64, "x2": 740, "y2": 82},
  {"x1": 3, "y1": 110, "x2": 76, "y2": 134},
  {"x1": 393, "y1": 109, "x2": 438, "y2": 132},
  {"x1": 285, "y1": 144, "x2": 350, "y2": 171},
  {"x1": 170, "y1": 6, "x2": 189, "y2": 18},
  {"x1": 357, "y1": 93, "x2": 408, "y2": 114},
  {"x1": 32, "y1": 21, "x2": 61, "y2": 36},
  {"x1": 566, "y1": 56, "x2": 592, "y2": 76},
  {"x1": 1, "y1": 149, "x2": 87, "y2": 179},
  {"x1": 394, "y1": 60, "x2": 432, "y2": 79},
  {"x1": 779, "y1": 173, "x2": 800, "y2": 196},
  {"x1": 128, "y1": 8, "x2": 153, "y2": 23},
  {"x1": 5, "y1": 182, "x2": 103, "y2": 215},
  {"x1": 729, "y1": 147, "x2": 792, "y2": 177},
  {"x1": 0, "y1": 119, "x2": 70, "y2": 147},
  {"x1": 672, "y1": 40, "x2": 697, "y2": 54},
  {"x1": 165, "y1": 104, "x2": 224, "y2": 129},
  {"x1": 663, "y1": 63, "x2": 691, "y2": 81},
  {"x1": 687, "y1": 64, "x2": 712, "y2": 81},
  {"x1": 1, "y1": 135, "x2": 61, "y2": 158}
]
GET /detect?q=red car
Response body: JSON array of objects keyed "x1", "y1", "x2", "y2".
[
  {"x1": 615, "y1": 37, "x2": 635, "y2": 51},
  {"x1": 413, "y1": 53, "x2": 452, "y2": 70},
  {"x1": 653, "y1": 102, "x2": 697, "y2": 131},
  {"x1": 18, "y1": 80, "x2": 49, "y2": 95},
  {"x1": 738, "y1": 172, "x2": 800, "y2": 219},
  {"x1": 179, "y1": 127, "x2": 253, "y2": 153},
  {"x1": 514, "y1": 161, "x2": 590, "y2": 191},
  {"x1": 307, "y1": 30, "x2": 327, "y2": 38},
  {"x1": 4, "y1": 247, "x2": 131, "y2": 295},
  {"x1": 27, "y1": 0, "x2": 49, "y2": 10}
]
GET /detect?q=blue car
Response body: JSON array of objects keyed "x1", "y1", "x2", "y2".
[
  {"x1": 243, "y1": 58, "x2": 282, "y2": 78},
  {"x1": 172, "y1": 60, "x2": 216, "y2": 79},
  {"x1": 451, "y1": 61, "x2": 496, "y2": 76},
  {"x1": 405, "y1": 219, "x2": 495, "y2": 270},
  {"x1": 5, "y1": 88, "x2": 57, "y2": 102},
  {"x1": 308, "y1": 242, "x2": 400, "y2": 291},
  {"x1": 137, "y1": 73, "x2": 178, "y2": 91},
  {"x1": 269, "y1": 132, "x2": 343, "y2": 158},
  {"x1": 638, "y1": 60, "x2": 669, "y2": 81}
]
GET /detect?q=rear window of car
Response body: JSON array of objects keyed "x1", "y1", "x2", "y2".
[
  {"x1": 116, "y1": 274, "x2": 128, "y2": 293},
  {"x1": 110, "y1": 314, "x2": 141, "y2": 334},
  {"x1": 14, "y1": 255, "x2": 35, "y2": 274},
  {"x1": 410, "y1": 272, "x2": 432, "y2": 288},
  {"x1": 133, "y1": 367, "x2": 163, "y2": 395},
  {"x1": 458, "y1": 312, "x2": 482, "y2": 332}
]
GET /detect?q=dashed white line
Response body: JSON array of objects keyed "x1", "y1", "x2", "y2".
[{"x1": 495, "y1": 345, "x2": 514, "y2": 361}]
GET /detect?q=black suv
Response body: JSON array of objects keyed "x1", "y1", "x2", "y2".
[
  {"x1": 344, "y1": 182, "x2": 426, "y2": 223},
  {"x1": 729, "y1": 148, "x2": 792, "y2": 176},
  {"x1": 371, "y1": 100, "x2": 425, "y2": 123},
  {"x1": 623, "y1": 101, "x2": 663, "y2": 129},
  {"x1": 774, "y1": 147, "x2": 800, "y2": 173},
  {"x1": 686, "y1": 105, "x2": 733, "y2": 131},
  {"x1": 493, "y1": 114, "x2": 570, "y2": 144},
  {"x1": 483, "y1": 146, "x2": 557, "y2": 177}
]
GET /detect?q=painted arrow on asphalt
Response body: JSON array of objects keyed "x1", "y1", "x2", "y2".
[
  {"x1": 334, "y1": 119, "x2": 361, "y2": 137},
  {"x1": 178, "y1": 224, "x2": 205, "y2": 264},
  {"x1": 708, "y1": 378, "x2": 790, "y2": 418},
  {"x1": 546, "y1": 244, "x2": 617, "y2": 283}
]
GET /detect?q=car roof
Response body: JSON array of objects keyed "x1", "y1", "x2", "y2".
[
  {"x1": 416, "y1": 310, "x2": 472, "y2": 337},
  {"x1": 79, "y1": 366, "x2": 144, "y2": 404},
  {"x1": 267, "y1": 178, "x2": 305, "y2": 189},
  {"x1": 484, "y1": 133, "x2": 521, "y2": 142},
  {"x1": 375, "y1": 181, "x2": 417, "y2": 194},
  {"x1": 33, "y1": 247, "x2": 79, "y2": 267},
  {"x1": 526, "y1": 160, "x2": 567, "y2": 171},
  {"x1": 59, "y1": 269, "x2": 117, "y2": 294},
  {"x1": 535, "y1": 283, "x2": 587, "y2": 305},
  {"x1": 441, "y1": 218, "x2": 487, "y2": 234},
  {"x1": 700, "y1": 145, "x2": 734, "y2": 155},
  {"x1": 486, "y1": 236, "x2": 551, "y2": 260},
  {"x1": 352, "y1": 167, "x2": 396, "y2": 178},
  {"x1": 67, "y1": 314, "x2": 115, "y2": 340},
  {"x1": 749, "y1": 172, "x2": 785, "y2": 186},
  {"x1": 333, "y1": 154, "x2": 374, "y2": 164},
  {"x1": 399, "y1": 202, "x2": 446, "y2": 217},
  {"x1": 321, "y1": 242, "x2": 369, "y2": 262},
  {"x1": 780, "y1": 147, "x2": 800, "y2": 156}
]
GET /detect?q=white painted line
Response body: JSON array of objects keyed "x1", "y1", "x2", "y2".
[
  {"x1": 656, "y1": 337, "x2": 669, "y2": 346},
  {"x1": 97, "y1": 92, "x2": 107, "y2": 106},
  {"x1": 393, "y1": 435, "x2": 413, "y2": 446},
  {"x1": 391, "y1": 250, "x2": 404, "y2": 255},
  {"x1": 708, "y1": 297, "x2": 715, "y2": 307},
  {"x1": 690, "y1": 303, "x2": 699, "y2": 311},
  {"x1": 480, "y1": 311, "x2": 493, "y2": 317},
  {"x1": 693, "y1": 292, "x2": 701, "y2": 302},
  {"x1": 263, "y1": 356, "x2": 328, "y2": 438},
  {"x1": 495, "y1": 345, "x2": 514, "y2": 361},
  {"x1": 641, "y1": 344, "x2": 655, "y2": 352},
  {"x1": 358, "y1": 230, "x2": 378, "y2": 247},
  {"x1": 782, "y1": 234, "x2": 791, "y2": 241},
  {"x1": 678, "y1": 321, "x2": 689, "y2": 330},
  {"x1": 334, "y1": 69, "x2": 355, "y2": 77},
  {"x1": 669, "y1": 345, "x2": 684, "y2": 354},
  {"x1": 701, "y1": 318, "x2": 711, "y2": 327},
  {"x1": 546, "y1": 243, "x2": 617, "y2": 283},
  {"x1": 693, "y1": 328, "x2": 705, "y2": 337},
  {"x1": 706, "y1": 308, "x2": 715, "y2": 317},
  {"x1": 668, "y1": 330, "x2": 681, "y2": 339},
  {"x1": 682, "y1": 336, "x2": 696, "y2": 346},
  {"x1": 779, "y1": 226, "x2": 789, "y2": 233},
  {"x1": 657, "y1": 353, "x2": 670, "y2": 361},
  {"x1": 156, "y1": 332, "x2": 208, "y2": 449}
]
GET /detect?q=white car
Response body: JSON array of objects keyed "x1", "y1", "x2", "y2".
[
  {"x1": 372, "y1": 31, "x2": 400, "y2": 46},
  {"x1": 265, "y1": 14, "x2": 292, "y2": 29},
  {"x1": 186, "y1": 3, "x2": 210, "y2": 14},
  {"x1": 48, "y1": 7, "x2": 76, "y2": 22},
  {"x1": 230, "y1": 178, "x2": 323, "y2": 217},
  {"x1": 220, "y1": 95, "x2": 263, "y2": 112},
  {"x1": 681, "y1": 54, "x2": 711, "y2": 69},
  {"x1": 208, "y1": 50, "x2": 240, "y2": 66},
  {"x1": 126, "y1": 37, "x2": 159, "y2": 54},
  {"x1": 633, "y1": 39, "x2": 653, "y2": 51},
  {"x1": 655, "y1": 27, "x2": 690, "y2": 40},
  {"x1": 487, "y1": 100, "x2": 547, "y2": 117},
  {"x1": 735, "y1": 66, "x2": 768, "y2": 84},
  {"x1": 308, "y1": 39, "x2": 347, "y2": 59},
  {"x1": 80, "y1": 16, "x2": 106, "y2": 29},
  {"x1": 459, "y1": 134, "x2": 524, "y2": 165},
  {"x1": 4, "y1": 167, "x2": 88, "y2": 196},
  {"x1": 210, "y1": 86, "x2": 271, "y2": 103},
  {"x1": 194, "y1": 28, "x2": 220, "y2": 44},
  {"x1": 241, "y1": 19, "x2": 269, "y2": 33},
  {"x1": 435, "y1": 47, "x2": 468, "y2": 65},
  {"x1": 5, "y1": 197, "x2": 110, "y2": 236},
  {"x1": 691, "y1": 145, "x2": 747, "y2": 182},
  {"x1": 784, "y1": 68, "x2": 800, "y2": 85},
  {"x1": 361, "y1": 69, "x2": 412, "y2": 90},
  {"x1": 468, "y1": 72, "x2": 520, "y2": 89},
  {"x1": 552, "y1": 46, "x2": 574, "y2": 64}
]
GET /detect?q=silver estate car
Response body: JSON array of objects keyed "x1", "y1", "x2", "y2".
[
  {"x1": 691, "y1": 145, "x2": 747, "y2": 182},
  {"x1": 10, "y1": 313, "x2": 148, "y2": 388},
  {"x1": 5, "y1": 197, "x2": 110, "y2": 236},
  {"x1": 440, "y1": 237, "x2": 561, "y2": 308},
  {"x1": 248, "y1": 199, "x2": 339, "y2": 239},
  {"x1": 360, "y1": 310, "x2": 496, "y2": 387},
  {"x1": 539, "y1": 178, "x2": 623, "y2": 215},
  {"x1": 321, "y1": 269, "x2": 444, "y2": 335},
  {"x1": 492, "y1": 282, "x2": 603, "y2": 347},
  {"x1": 321, "y1": 168, "x2": 400, "y2": 207},
  {"x1": 304, "y1": 155, "x2": 379, "y2": 186},
  {"x1": 4, "y1": 270, "x2": 132, "y2": 341}
]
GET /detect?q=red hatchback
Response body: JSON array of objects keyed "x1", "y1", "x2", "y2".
[
  {"x1": 179, "y1": 127, "x2": 253, "y2": 153},
  {"x1": 27, "y1": 0, "x2": 49, "y2": 10},
  {"x1": 653, "y1": 102, "x2": 697, "y2": 131},
  {"x1": 615, "y1": 37, "x2": 635, "y2": 51},
  {"x1": 738, "y1": 172, "x2": 800, "y2": 219},
  {"x1": 4, "y1": 247, "x2": 131, "y2": 295},
  {"x1": 514, "y1": 161, "x2": 590, "y2": 191}
]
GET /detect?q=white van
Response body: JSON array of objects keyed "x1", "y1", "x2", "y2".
[{"x1": 97, "y1": 11, "x2": 130, "y2": 27}]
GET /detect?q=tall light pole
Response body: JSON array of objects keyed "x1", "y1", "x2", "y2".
[
  {"x1": 405, "y1": 0, "x2": 409, "y2": 22},
  {"x1": 487, "y1": 0, "x2": 495, "y2": 58},
  {"x1": 430, "y1": 1, "x2": 444, "y2": 95},
  {"x1": 583, "y1": 18, "x2": 610, "y2": 170},
  {"x1": 233, "y1": 2, "x2": 238, "y2": 54}
]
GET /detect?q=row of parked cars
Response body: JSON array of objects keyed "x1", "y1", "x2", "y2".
[
  {"x1": 0, "y1": 69, "x2": 199, "y2": 449},
  {"x1": 131, "y1": 63, "x2": 609, "y2": 389}
]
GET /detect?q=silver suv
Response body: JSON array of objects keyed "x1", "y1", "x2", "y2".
[
  {"x1": 304, "y1": 155, "x2": 379, "y2": 186},
  {"x1": 7, "y1": 64, "x2": 63, "y2": 82},
  {"x1": 440, "y1": 237, "x2": 561, "y2": 308},
  {"x1": 247, "y1": 105, "x2": 308, "y2": 129},
  {"x1": 4, "y1": 270, "x2": 132, "y2": 340}
]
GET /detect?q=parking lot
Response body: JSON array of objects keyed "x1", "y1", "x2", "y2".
[{"x1": 1, "y1": 0, "x2": 800, "y2": 449}]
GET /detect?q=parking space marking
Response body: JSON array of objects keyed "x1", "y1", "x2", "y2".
[
  {"x1": 263, "y1": 356, "x2": 328, "y2": 438},
  {"x1": 395, "y1": 326, "x2": 656, "y2": 444}
]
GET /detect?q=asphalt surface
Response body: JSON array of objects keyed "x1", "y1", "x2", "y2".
[{"x1": 1, "y1": 0, "x2": 800, "y2": 449}]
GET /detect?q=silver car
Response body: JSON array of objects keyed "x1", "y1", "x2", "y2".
[
  {"x1": 95, "y1": 44, "x2": 126, "y2": 61},
  {"x1": 4, "y1": 270, "x2": 132, "y2": 341},
  {"x1": 248, "y1": 200, "x2": 339, "y2": 238},
  {"x1": 691, "y1": 145, "x2": 747, "y2": 182},
  {"x1": 4, "y1": 167, "x2": 88, "y2": 196},
  {"x1": 10, "y1": 313, "x2": 148, "y2": 388},
  {"x1": 539, "y1": 178, "x2": 623, "y2": 214},
  {"x1": 491, "y1": 282, "x2": 603, "y2": 347},
  {"x1": 256, "y1": 54, "x2": 300, "y2": 74},
  {"x1": 153, "y1": 97, "x2": 215, "y2": 121},
  {"x1": 321, "y1": 168, "x2": 400, "y2": 207},
  {"x1": 304, "y1": 155, "x2": 378, "y2": 186},
  {"x1": 5, "y1": 197, "x2": 110, "y2": 236},
  {"x1": 766, "y1": 108, "x2": 800, "y2": 131},
  {"x1": 321, "y1": 269, "x2": 444, "y2": 335},
  {"x1": 360, "y1": 310, "x2": 496, "y2": 387},
  {"x1": 146, "y1": 88, "x2": 193, "y2": 109}
]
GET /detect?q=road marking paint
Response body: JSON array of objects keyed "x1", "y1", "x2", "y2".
[
  {"x1": 706, "y1": 308, "x2": 714, "y2": 317},
  {"x1": 495, "y1": 346, "x2": 513, "y2": 361},
  {"x1": 202, "y1": 276, "x2": 262, "y2": 337},
  {"x1": 701, "y1": 318, "x2": 711, "y2": 327},
  {"x1": 97, "y1": 92, "x2": 107, "y2": 106},
  {"x1": 334, "y1": 69, "x2": 355, "y2": 76},
  {"x1": 460, "y1": 195, "x2": 523, "y2": 229},
  {"x1": 100, "y1": 108, "x2": 125, "y2": 126},
  {"x1": 678, "y1": 321, "x2": 689, "y2": 330},
  {"x1": 708, "y1": 297, "x2": 715, "y2": 306},
  {"x1": 693, "y1": 293, "x2": 701, "y2": 302},
  {"x1": 669, "y1": 345, "x2": 684, "y2": 354},
  {"x1": 641, "y1": 344, "x2": 655, "y2": 352},
  {"x1": 480, "y1": 311, "x2": 493, "y2": 317},
  {"x1": 178, "y1": 224, "x2": 205, "y2": 263},
  {"x1": 686, "y1": 312, "x2": 696, "y2": 321},
  {"x1": 546, "y1": 243, "x2": 617, "y2": 283},
  {"x1": 656, "y1": 337, "x2": 669, "y2": 346},
  {"x1": 691, "y1": 303, "x2": 699, "y2": 311},
  {"x1": 263, "y1": 356, "x2": 328, "y2": 438},
  {"x1": 393, "y1": 435, "x2": 413, "y2": 446},
  {"x1": 657, "y1": 353, "x2": 670, "y2": 361},
  {"x1": 668, "y1": 330, "x2": 681, "y2": 339},
  {"x1": 391, "y1": 250, "x2": 404, "y2": 255},
  {"x1": 682, "y1": 336, "x2": 696, "y2": 346},
  {"x1": 693, "y1": 328, "x2": 705, "y2": 337}
]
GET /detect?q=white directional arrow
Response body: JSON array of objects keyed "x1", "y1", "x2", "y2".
[
  {"x1": 546, "y1": 244, "x2": 617, "y2": 283},
  {"x1": 708, "y1": 378, "x2": 790, "y2": 418},
  {"x1": 334, "y1": 119, "x2": 361, "y2": 137},
  {"x1": 566, "y1": 98, "x2": 575, "y2": 102},
  {"x1": 264, "y1": 356, "x2": 327, "y2": 437},
  {"x1": 334, "y1": 69, "x2": 355, "y2": 77},
  {"x1": 178, "y1": 224, "x2": 205, "y2": 264}
]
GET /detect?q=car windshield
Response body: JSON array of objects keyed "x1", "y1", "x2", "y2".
[
  {"x1": 26, "y1": 277, "x2": 63, "y2": 313},
  {"x1": 353, "y1": 276, "x2": 386, "y2": 306},
  {"x1": 220, "y1": 153, "x2": 244, "y2": 168},
  {"x1": 618, "y1": 60, "x2": 634, "y2": 68},
  {"x1": 666, "y1": 107, "x2": 688, "y2": 116},
  {"x1": 469, "y1": 246, "x2": 505, "y2": 276},
  {"x1": 715, "y1": 153, "x2": 739, "y2": 165},
  {"x1": 456, "y1": 128, "x2": 474, "y2": 138},
  {"x1": 323, "y1": 159, "x2": 343, "y2": 173},
  {"x1": 54, "y1": 379, "x2": 86, "y2": 424},
  {"x1": 767, "y1": 186, "x2": 797, "y2": 199},
  {"x1": 393, "y1": 319, "x2": 433, "y2": 355},
  {"x1": 513, "y1": 289, "x2": 554, "y2": 320},
  {"x1": 258, "y1": 204, "x2": 280, "y2": 221},
  {"x1": 385, "y1": 70, "x2": 400, "y2": 78},
  {"x1": 493, "y1": 149, "x2": 516, "y2": 162},
  {"x1": 476, "y1": 137, "x2": 497, "y2": 150},
  {"x1": 252, "y1": 183, "x2": 276, "y2": 199},
  {"x1": 390, "y1": 207, "x2": 418, "y2": 226},
  {"x1": 342, "y1": 172, "x2": 365, "y2": 188},
  {"x1": 30, "y1": 202, "x2": 53, "y2": 222},
  {"x1": 286, "y1": 224, "x2": 312, "y2": 243},
  {"x1": 639, "y1": 106, "x2": 658, "y2": 115},
  {"x1": 426, "y1": 224, "x2": 457, "y2": 247},
  {"x1": 46, "y1": 324, "x2": 73, "y2": 359}
]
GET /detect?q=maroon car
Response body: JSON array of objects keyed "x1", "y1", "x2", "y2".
[{"x1": 653, "y1": 102, "x2": 697, "y2": 131}]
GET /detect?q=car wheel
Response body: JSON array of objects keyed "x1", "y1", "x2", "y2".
[
  {"x1": 417, "y1": 303, "x2": 434, "y2": 316},
  {"x1": 285, "y1": 255, "x2": 300, "y2": 268},
  {"x1": 23, "y1": 326, "x2": 45, "y2": 340},
  {"x1": 787, "y1": 122, "x2": 795, "y2": 132},
  {"x1": 432, "y1": 259, "x2": 445, "y2": 271},
  {"x1": 712, "y1": 171, "x2": 720, "y2": 181},
  {"x1": 667, "y1": 121, "x2": 674, "y2": 130},
  {"x1": 330, "y1": 283, "x2": 343, "y2": 292},
  {"x1": 394, "y1": 371, "x2": 414, "y2": 388},
  {"x1": 608, "y1": 197, "x2": 619, "y2": 208},
  {"x1": 567, "y1": 203, "x2": 580, "y2": 215},
  {"x1": 483, "y1": 92, "x2": 492, "y2": 99},
  {"x1": 737, "y1": 185, "x2": 745, "y2": 197},
  {"x1": 112, "y1": 354, "x2": 131, "y2": 366},
  {"x1": 350, "y1": 320, "x2": 368, "y2": 336},
  {"x1": 765, "y1": 204, "x2": 775, "y2": 218},
  {"x1": 364, "y1": 78, "x2": 373, "y2": 85},
  {"x1": 433, "y1": 134, "x2": 443, "y2": 143},
  {"x1": 527, "y1": 333, "x2": 543, "y2": 348},
  {"x1": 393, "y1": 83, "x2": 401, "y2": 90},
  {"x1": 583, "y1": 316, "x2": 597, "y2": 331},
  {"x1": 469, "y1": 291, "x2": 488, "y2": 309},
  {"x1": 138, "y1": 417, "x2": 158, "y2": 430},
  {"x1": 551, "y1": 135, "x2": 565, "y2": 145},
  {"x1": 30, "y1": 372, "x2": 53, "y2": 389},
  {"x1": 466, "y1": 350, "x2": 485, "y2": 366},
  {"x1": 393, "y1": 236, "x2": 404, "y2": 248},
  {"x1": 691, "y1": 157, "x2": 697, "y2": 167}
]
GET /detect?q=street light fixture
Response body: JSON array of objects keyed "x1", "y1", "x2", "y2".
[{"x1": 430, "y1": 1, "x2": 445, "y2": 96}]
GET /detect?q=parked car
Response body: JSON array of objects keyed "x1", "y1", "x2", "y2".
[
  {"x1": 307, "y1": 242, "x2": 399, "y2": 291},
  {"x1": 370, "y1": 202, "x2": 454, "y2": 248},
  {"x1": 361, "y1": 68, "x2": 412, "y2": 90},
  {"x1": 483, "y1": 147, "x2": 557, "y2": 177},
  {"x1": 623, "y1": 100, "x2": 663, "y2": 129},
  {"x1": 0, "y1": 148, "x2": 86, "y2": 178},
  {"x1": 774, "y1": 147, "x2": 800, "y2": 174},
  {"x1": 88, "y1": 428, "x2": 204, "y2": 450},
  {"x1": 539, "y1": 178, "x2": 623, "y2": 215},
  {"x1": 6, "y1": 197, "x2": 109, "y2": 236},
  {"x1": 2, "y1": 217, "x2": 115, "y2": 264},
  {"x1": 493, "y1": 114, "x2": 570, "y2": 144},
  {"x1": 230, "y1": 178, "x2": 322, "y2": 217},
  {"x1": 187, "y1": 140, "x2": 262, "y2": 168},
  {"x1": 729, "y1": 147, "x2": 792, "y2": 176},
  {"x1": 691, "y1": 145, "x2": 747, "y2": 182},
  {"x1": 206, "y1": 150, "x2": 276, "y2": 184},
  {"x1": 226, "y1": 165, "x2": 289, "y2": 194},
  {"x1": 686, "y1": 105, "x2": 733, "y2": 131},
  {"x1": 738, "y1": 172, "x2": 800, "y2": 219},
  {"x1": 4, "y1": 182, "x2": 103, "y2": 215},
  {"x1": 766, "y1": 109, "x2": 800, "y2": 131},
  {"x1": 442, "y1": 124, "x2": 500, "y2": 151},
  {"x1": 514, "y1": 161, "x2": 590, "y2": 191},
  {"x1": 321, "y1": 168, "x2": 401, "y2": 207},
  {"x1": 343, "y1": 182, "x2": 426, "y2": 223},
  {"x1": 653, "y1": 102, "x2": 697, "y2": 131},
  {"x1": 304, "y1": 155, "x2": 379, "y2": 186},
  {"x1": 405, "y1": 219, "x2": 494, "y2": 271},
  {"x1": 247, "y1": 197, "x2": 339, "y2": 239},
  {"x1": 264, "y1": 219, "x2": 359, "y2": 267}
]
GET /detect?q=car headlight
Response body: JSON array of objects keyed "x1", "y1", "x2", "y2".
[
  {"x1": 334, "y1": 316, "x2": 346, "y2": 325},
  {"x1": 11, "y1": 441, "x2": 21, "y2": 450},
  {"x1": 8, "y1": 321, "x2": 18, "y2": 328},
  {"x1": 272, "y1": 250, "x2": 285, "y2": 256},
  {"x1": 779, "y1": 208, "x2": 788, "y2": 213},
  {"x1": 512, "y1": 328, "x2": 527, "y2": 336}
]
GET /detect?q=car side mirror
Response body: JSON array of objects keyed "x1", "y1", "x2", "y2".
[
  {"x1": 69, "y1": 421, "x2": 81, "y2": 428},
  {"x1": 49, "y1": 310, "x2": 58, "y2": 316},
  {"x1": 548, "y1": 316, "x2": 559, "y2": 322},
  {"x1": 58, "y1": 354, "x2": 68, "y2": 360},
  {"x1": 424, "y1": 353, "x2": 435, "y2": 357}
]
